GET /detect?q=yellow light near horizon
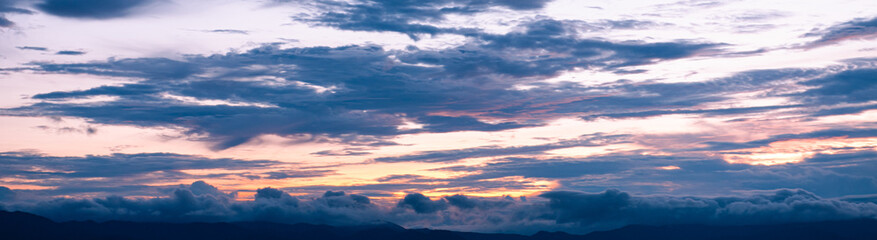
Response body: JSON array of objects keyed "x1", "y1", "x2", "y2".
[
  {"x1": 721, "y1": 137, "x2": 877, "y2": 165},
  {"x1": 656, "y1": 165, "x2": 681, "y2": 170}
]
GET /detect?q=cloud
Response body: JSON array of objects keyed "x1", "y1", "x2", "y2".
[
  {"x1": 262, "y1": 170, "x2": 335, "y2": 180},
  {"x1": 805, "y1": 17, "x2": 877, "y2": 47},
  {"x1": 539, "y1": 188, "x2": 877, "y2": 231},
  {"x1": 0, "y1": 152, "x2": 279, "y2": 179},
  {"x1": 374, "y1": 133, "x2": 630, "y2": 163},
  {"x1": 0, "y1": 0, "x2": 32, "y2": 27},
  {"x1": 794, "y1": 68, "x2": 877, "y2": 105},
  {"x1": 428, "y1": 147, "x2": 877, "y2": 198},
  {"x1": 0, "y1": 16, "x2": 12, "y2": 26},
  {"x1": 55, "y1": 50, "x2": 85, "y2": 55},
  {"x1": 35, "y1": 0, "x2": 153, "y2": 19},
  {"x1": 5, "y1": 133, "x2": 877, "y2": 199},
  {"x1": 302, "y1": 0, "x2": 552, "y2": 38},
  {"x1": 0, "y1": 186, "x2": 15, "y2": 202},
  {"x1": 575, "y1": 64, "x2": 877, "y2": 120},
  {"x1": 437, "y1": 155, "x2": 637, "y2": 180},
  {"x1": 444, "y1": 194, "x2": 513, "y2": 210},
  {"x1": 16, "y1": 46, "x2": 48, "y2": 51},
  {"x1": 4, "y1": 19, "x2": 716, "y2": 149},
  {"x1": 311, "y1": 148, "x2": 372, "y2": 156},
  {"x1": 0, "y1": 152, "x2": 321, "y2": 197},
  {"x1": 255, "y1": 187, "x2": 290, "y2": 200},
  {"x1": 3, "y1": 181, "x2": 384, "y2": 225},
  {"x1": 2, "y1": 181, "x2": 876, "y2": 234},
  {"x1": 397, "y1": 193, "x2": 447, "y2": 213},
  {"x1": 699, "y1": 128, "x2": 877, "y2": 151},
  {"x1": 576, "y1": 68, "x2": 824, "y2": 120},
  {"x1": 206, "y1": 29, "x2": 249, "y2": 35}
]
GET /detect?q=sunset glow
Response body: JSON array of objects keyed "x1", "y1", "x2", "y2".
[{"x1": 1, "y1": 0, "x2": 877, "y2": 235}]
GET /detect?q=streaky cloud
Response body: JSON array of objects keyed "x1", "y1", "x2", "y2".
[
  {"x1": 805, "y1": 16, "x2": 877, "y2": 47},
  {"x1": 4, "y1": 19, "x2": 717, "y2": 149},
  {"x1": 374, "y1": 133, "x2": 630, "y2": 163},
  {"x1": 55, "y1": 50, "x2": 85, "y2": 55},
  {"x1": 302, "y1": 0, "x2": 552, "y2": 38},
  {"x1": 36, "y1": 0, "x2": 153, "y2": 19}
]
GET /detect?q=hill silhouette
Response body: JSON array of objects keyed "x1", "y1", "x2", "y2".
[{"x1": 2, "y1": 210, "x2": 876, "y2": 240}]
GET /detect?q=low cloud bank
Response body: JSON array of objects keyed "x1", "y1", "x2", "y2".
[{"x1": 1, "y1": 181, "x2": 875, "y2": 234}]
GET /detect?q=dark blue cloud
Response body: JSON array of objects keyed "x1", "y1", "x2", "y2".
[
  {"x1": 574, "y1": 68, "x2": 823, "y2": 120},
  {"x1": 427, "y1": 148, "x2": 877, "y2": 198},
  {"x1": 699, "y1": 128, "x2": 877, "y2": 151},
  {"x1": 263, "y1": 170, "x2": 335, "y2": 180},
  {"x1": 540, "y1": 188, "x2": 877, "y2": 231},
  {"x1": 805, "y1": 17, "x2": 877, "y2": 47},
  {"x1": 0, "y1": 152, "x2": 325, "y2": 197},
  {"x1": 794, "y1": 68, "x2": 877, "y2": 105},
  {"x1": 207, "y1": 29, "x2": 249, "y2": 35},
  {"x1": 0, "y1": 16, "x2": 12, "y2": 26},
  {"x1": 2, "y1": 181, "x2": 383, "y2": 225},
  {"x1": 28, "y1": 57, "x2": 200, "y2": 80},
  {"x1": 321, "y1": 191, "x2": 371, "y2": 207},
  {"x1": 36, "y1": 0, "x2": 152, "y2": 19},
  {"x1": 0, "y1": 186, "x2": 14, "y2": 202},
  {"x1": 444, "y1": 194, "x2": 513, "y2": 210},
  {"x1": 0, "y1": 0, "x2": 31, "y2": 27},
  {"x1": 0, "y1": 152, "x2": 279, "y2": 179},
  {"x1": 55, "y1": 50, "x2": 85, "y2": 55},
  {"x1": 3, "y1": 181, "x2": 877, "y2": 234},
  {"x1": 581, "y1": 104, "x2": 802, "y2": 120},
  {"x1": 574, "y1": 66, "x2": 877, "y2": 120},
  {"x1": 255, "y1": 187, "x2": 287, "y2": 199},
  {"x1": 4, "y1": 20, "x2": 716, "y2": 149},
  {"x1": 397, "y1": 193, "x2": 447, "y2": 213},
  {"x1": 16, "y1": 46, "x2": 48, "y2": 51},
  {"x1": 303, "y1": 0, "x2": 551, "y2": 38}
]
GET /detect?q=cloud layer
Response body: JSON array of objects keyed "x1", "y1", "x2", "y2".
[
  {"x1": 1, "y1": 181, "x2": 876, "y2": 234},
  {"x1": 4, "y1": 18, "x2": 717, "y2": 149}
]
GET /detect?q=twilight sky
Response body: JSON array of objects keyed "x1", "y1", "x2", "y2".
[{"x1": 1, "y1": 0, "x2": 877, "y2": 234}]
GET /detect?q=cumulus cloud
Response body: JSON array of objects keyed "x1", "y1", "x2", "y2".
[
  {"x1": 397, "y1": 193, "x2": 447, "y2": 213},
  {"x1": 540, "y1": 189, "x2": 877, "y2": 231},
  {"x1": 2, "y1": 181, "x2": 383, "y2": 225},
  {"x1": 2, "y1": 181, "x2": 876, "y2": 234},
  {"x1": 444, "y1": 194, "x2": 513, "y2": 210}
]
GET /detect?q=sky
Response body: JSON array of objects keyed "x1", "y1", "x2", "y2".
[{"x1": 1, "y1": 0, "x2": 877, "y2": 234}]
